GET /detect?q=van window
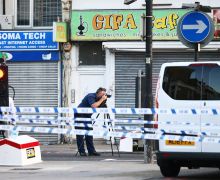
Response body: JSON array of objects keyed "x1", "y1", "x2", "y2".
[
  {"x1": 162, "y1": 66, "x2": 202, "y2": 100},
  {"x1": 202, "y1": 66, "x2": 220, "y2": 100}
]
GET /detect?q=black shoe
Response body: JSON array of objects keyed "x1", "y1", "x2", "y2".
[
  {"x1": 79, "y1": 152, "x2": 87, "y2": 156},
  {"x1": 88, "y1": 152, "x2": 100, "y2": 156}
]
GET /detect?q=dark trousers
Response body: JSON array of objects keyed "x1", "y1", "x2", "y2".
[
  {"x1": 75, "y1": 113, "x2": 96, "y2": 153},
  {"x1": 76, "y1": 134, "x2": 96, "y2": 153}
]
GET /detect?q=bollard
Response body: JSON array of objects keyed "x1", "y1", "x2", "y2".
[{"x1": 0, "y1": 135, "x2": 42, "y2": 166}]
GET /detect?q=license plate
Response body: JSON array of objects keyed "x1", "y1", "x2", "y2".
[{"x1": 166, "y1": 140, "x2": 195, "y2": 146}]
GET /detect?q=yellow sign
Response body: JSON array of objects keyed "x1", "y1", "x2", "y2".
[
  {"x1": 26, "y1": 148, "x2": 36, "y2": 159},
  {"x1": 53, "y1": 22, "x2": 68, "y2": 42},
  {"x1": 71, "y1": 9, "x2": 190, "y2": 41},
  {"x1": 166, "y1": 140, "x2": 195, "y2": 146}
]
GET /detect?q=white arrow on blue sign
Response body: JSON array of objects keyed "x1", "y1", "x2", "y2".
[
  {"x1": 179, "y1": 11, "x2": 213, "y2": 43},
  {"x1": 183, "y1": 20, "x2": 207, "y2": 34}
]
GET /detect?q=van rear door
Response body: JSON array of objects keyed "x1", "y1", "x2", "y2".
[
  {"x1": 158, "y1": 63, "x2": 202, "y2": 153},
  {"x1": 200, "y1": 63, "x2": 220, "y2": 152}
]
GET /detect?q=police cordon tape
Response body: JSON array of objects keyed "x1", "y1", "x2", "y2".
[
  {"x1": 1, "y1": 107, "x2": 220, "y2": 115},
  {"x1": 2, "y1": 106, "x2": 220, "y2": 142},
  {"x1": 1, "y1": 115, "x2": 220, "y2": 128},
  {"x1": 0, "y1": 115, "x2": 149, "y2": 124},
  {"x1": 0, "y1": 115, "x2": 219, "y2": 138},
  {"x1": 1, "y1": 115, "x2": 220, "y2": 136},
  {"x1": 1, "y1": 125, "x2": 220, "y2": 143}
]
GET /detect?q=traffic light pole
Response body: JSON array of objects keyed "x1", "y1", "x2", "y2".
[
  {"x1": 124, "y1": 0, "x2": 153, "y2": 164},
  {"x1": 144, "y1": 0, "x2": 153, "y2": 164}
]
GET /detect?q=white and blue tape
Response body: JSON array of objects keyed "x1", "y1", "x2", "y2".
[
  {"x1": 1, "y1": 125, "x2": 220, "y2": 143},
  {"x1": 1, "y1": 106, "x2": 220, "y2": 143},
  {"x1": 2, "y1": 115, "x2": 220, "y2": 129},
  {"x1": 1, "y1": 107, "x2": 220, "y2": 115}
]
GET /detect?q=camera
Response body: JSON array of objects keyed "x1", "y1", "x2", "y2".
[
  {"x1": 97, "y1": 94, "x2": 111, "y2": 107},
  {"x1": 106, "y1": 94, "x2": 111, "y2": 98}
]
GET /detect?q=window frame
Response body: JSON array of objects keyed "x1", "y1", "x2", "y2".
[
  {"x1": 15, "y1": 0, "x2": 58, "y2": 29},
  {"x1": 162, "y1": 66, "x2": 202, "y2": 101},
  {"x1": 163, "y1": 65, "x2": 220, "y2": 101},
  {"x1": 15, "y1": 0, "x2": 32, "y2": 28},
  {"x1": 78, "y1": 42, "x2": 106, "y2": 66}
]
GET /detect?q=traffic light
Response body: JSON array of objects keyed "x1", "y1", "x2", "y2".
[{"x1": 0, "y1": 63, "x2": 8, "y2": 106}]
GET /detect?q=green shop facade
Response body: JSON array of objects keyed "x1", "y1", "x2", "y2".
[{"x1": 70, "y1": 8, "x2": 220, "y2": 115}]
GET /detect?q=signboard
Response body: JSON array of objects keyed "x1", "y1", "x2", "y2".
[
  {"x1": 71, "y1": 9, "x2": 190, "y2": 41},
  {"x1": 177, "y1": 11, "x2": 214, "y2": 48},
  {"x1": 53, "y1": 22, "x2": 68, "y2": 42},
  {"x1": 212, "y1": 9, "x2": 220, "y2": 39},
  {"x1": 0, "y1": 31, "x2": 59, "y2": 51},
  {"x1": 26, "y1": 148, "x2": 35, "y2": 159},
  {"x1": 1, "y1": 51, "x2": 60, "y2": 62}
]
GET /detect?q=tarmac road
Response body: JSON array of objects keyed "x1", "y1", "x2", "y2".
[{"x1": 1, "y1": 142, "x2": 220, "y2": 179}]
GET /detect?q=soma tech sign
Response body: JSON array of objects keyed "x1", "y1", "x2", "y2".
[{"x1": 0, "y1": 31, "x2": 59, "y2": 50}]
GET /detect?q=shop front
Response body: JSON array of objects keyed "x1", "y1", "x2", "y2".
[
  {"x1": 0, "y1": 30, "x2": 61, "y2": 144},
  {"x1": 70, "y1": 8, "x2": 220, "y2": 115}
]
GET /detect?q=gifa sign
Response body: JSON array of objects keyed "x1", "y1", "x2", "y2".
[
  {"x1": 92, "y1": 14, "x2": 137, "y2": 30},
  {"x1": 71, "y1": 9, "x2": 190, "y2": 40}
]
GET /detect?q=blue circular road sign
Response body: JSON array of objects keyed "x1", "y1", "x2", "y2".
[{"x1": 177, "y1": 11, "x2": 214, "y2": 48}]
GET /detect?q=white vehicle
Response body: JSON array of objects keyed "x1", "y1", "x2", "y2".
[{"x1": 156, "y1": 61, "x2": 220, "y2": 177}]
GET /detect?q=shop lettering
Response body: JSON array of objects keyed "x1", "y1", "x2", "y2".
[
  {"x1": 23, "y1": 32, "x2": 46, "y2": 40},
  {"x1": 153, "y1": 13, "x2": 179, "y2": 31},
  {"x1": 0, "y1": 32, "x2": 46, "y2": 40},
  {"x1": 93, "y1": 14, "x2": 137, "y2": 31},
  {"x1": 0, "y1": 33, "x2": 21, "y2": 40}
]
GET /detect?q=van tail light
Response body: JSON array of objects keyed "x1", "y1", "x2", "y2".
[
  {"x1": 153, "y1": 78, "x2": 160, "y2": 129},
  {"x1": 154, "y1": 114, "x2": 158, "y2": 129}
]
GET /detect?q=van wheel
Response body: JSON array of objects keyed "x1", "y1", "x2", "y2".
[{"x1": 159, "y1": 162, "x2": 180, "y2": 177}]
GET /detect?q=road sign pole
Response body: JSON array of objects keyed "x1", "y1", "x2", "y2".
[
  {"x1": 194, "y1": 43, "x2": 199, "y2": 61},
  {"x1": 124, "y1": 0, "x2": 153, "y2": 165}
]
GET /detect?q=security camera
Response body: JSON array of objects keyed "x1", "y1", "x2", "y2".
[
  {"x1": 61, "y1": 0, "x2": 71, "y2": 2},
  {"x1": 182, "y1": 3, "x2": 197, "y2": 9},
  {"x1": 124, "y1": 0, "x2": 137, "y2": 5},
  {"x1": 182, "y1": 2, "x2": 211, "y2": 12}
]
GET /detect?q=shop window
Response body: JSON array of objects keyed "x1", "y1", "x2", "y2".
[
  {"x1": 78, "y1": 42, "x2": 105, "y2": 66},
  {"x1": 33, "y1": 0, "x2": 62, "y2": 27},
  {"x1": 16, "y1": 0, "x2": 62, "y2": 28},
  {"x1": 17, "y1": 0, "x2": 30, "y2": 26}
]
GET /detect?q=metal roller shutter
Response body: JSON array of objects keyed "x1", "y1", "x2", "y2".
[
  {"x1": 7, "y1": 61, "x2": 60, "y2": 145},
  {"x1": 115, "y1": 52, "x2": 145, "y2": 122},
  {"x1": 115, "y1": 51, "x2": 220, "y2": 121}
]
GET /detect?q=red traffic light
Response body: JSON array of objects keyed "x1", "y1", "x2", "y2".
[
  {"x1": 0, "y1": 63, "x2": 8, "y2": 106},
  {"x1": 0, "y1": 65, "x2": 7, "y2": 80}
]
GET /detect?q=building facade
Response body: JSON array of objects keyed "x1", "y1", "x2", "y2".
[
  {"x1": 0, "y1": 0, "x2": 62, "y2": 144},
  {"x1": 70, "y1": 0, "x2": 220, "y2": 115}
]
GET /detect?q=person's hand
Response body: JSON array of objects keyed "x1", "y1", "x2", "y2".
[{"x1": 101, "y1": 94, "x2": 107, "y2": 101}]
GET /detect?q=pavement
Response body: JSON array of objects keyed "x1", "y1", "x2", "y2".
[
  {"x1": 40, "y1": 139, "x2": 146, "y2": 161},
  {"x1": 0, "y1": 139, "x2": 161, "y2": 180},
  {"x1": 1, "y1": 140, "x2": 220, "y2": 179}
]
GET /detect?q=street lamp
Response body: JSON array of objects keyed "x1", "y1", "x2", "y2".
[{"x1": 124, "y1": 0, "x2": 153, "y2": 164}]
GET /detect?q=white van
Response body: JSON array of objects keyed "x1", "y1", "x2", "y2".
[{"x1": 156, "y1": 61, "x2": 220, "y2": 177}]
